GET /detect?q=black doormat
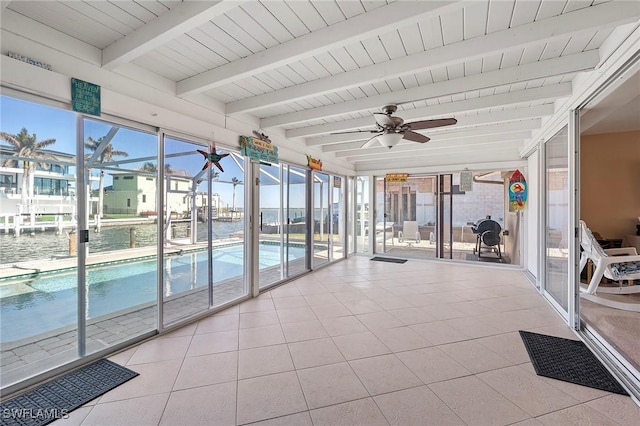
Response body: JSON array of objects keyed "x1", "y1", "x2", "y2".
[
  {"x1": 371, "y1": 257, "x2": 407, "y2": 264},
  {"x1": 519, "y1": 331, "x2": 627, "y2": 395},
  {"x1": 465, "y1": 253, "x2": 511, "y2": 264},
  {"x1": 0, "y1": 359, "x2": 139, "y2": 426}
]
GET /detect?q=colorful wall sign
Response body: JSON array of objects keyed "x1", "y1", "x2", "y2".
[
  {"x1": 307, "y1": 155, "x2": 322, "y2": 171},
  {"x1": 240, "y1": 135, "x2": 279, "y2": 164},
  {"x1": 71, "y1": 78, "x2": 101, "y2": 116},
  {"x1": 385, "y1": 173, "x2": 408, "y2": 182},
  {"x1": 508, "y1": 169, "x2": 528, "y2": 211}
]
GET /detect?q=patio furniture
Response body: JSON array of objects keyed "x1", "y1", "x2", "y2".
[
  {"x1": 397, "y1": 221, "x2": 420, "y2": 247},
  {"x1": 579, "y1": 220, "x2": 640, "y2": 312}
]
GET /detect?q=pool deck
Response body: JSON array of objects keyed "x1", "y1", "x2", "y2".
[
  {"x1": 0, "y1": 248, "x2": 307, "y2": 389},
  {"x1": 0, "y1": 239, "x2": 248, "y2": 281}
]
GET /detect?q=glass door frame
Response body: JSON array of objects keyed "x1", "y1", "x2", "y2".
[{"x1": 254, "y1": 161, "x2": 312, "y2": 292}]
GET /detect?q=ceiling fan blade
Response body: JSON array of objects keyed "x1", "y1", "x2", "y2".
[
  {"x1": 330, "y1": 129, "x2": 379, "y2": 135},
  {"x1": 407, "y1": 118, "x2": 457, "y2": 131},
  {"x1": 373, "y1": 113, "x2": 395, "y2": 127},
  {"x1": 361, "y1": 134, "x2": 382, "y2": 148},
  {"x1": 402, "y1": 131, "x2": 430, "y2": 144}
]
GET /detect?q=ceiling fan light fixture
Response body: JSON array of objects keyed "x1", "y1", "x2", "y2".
[{"x1": 377, "y1": 132, "x2": 404, "y2": 148}]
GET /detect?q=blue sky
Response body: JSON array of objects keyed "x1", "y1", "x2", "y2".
[{"x1": 0, "y1": 94, "x2": 314, "y2": 210}]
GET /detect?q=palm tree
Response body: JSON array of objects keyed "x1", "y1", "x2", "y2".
[
  {"x1": 142, "y1": 162, "x2": 156, "y2": 172},
  {"x1": 0, "y1": 128, "x2": 56, "y2": 206},
  {"x1": 85, "y1": 136, "x2": 128, "y2": 218},
  {"x1": 231, "y1": 177, "x2": 241, "y2": 212},
  {"x1": 142, "y1": 162, "x2": 173, "y2": 174}
]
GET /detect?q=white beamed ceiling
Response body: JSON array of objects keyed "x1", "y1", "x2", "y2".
[{"x1": 3, "y1": 0, "x2": 639, "y2": 171}]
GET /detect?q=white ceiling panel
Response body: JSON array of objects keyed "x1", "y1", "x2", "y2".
[
  {"x1": 336, "y1": 0, "x2": 367, "y2": 19},
  {"x1": 361, "y1": 1, "x2": 389, "y2": 13},
  {"x1": 540, "y1": 36, "x2": 572, "y2": 60},
  {"x1": 109, "y1": 1, "x2": 163, "y2": 22},
  {"x1": 169, "y1": 36, "x2": 227, "y2": 70},
  {"x1": 225, "y1": 6, "x2": 280, "y2": 49},
  {"x1": 397, "y1": 24, "x2": 424, "y2": 55},
  {"x1": 261, "y1": 1, "x2": 309, "y2": 38},
  {"x1": 312, "y1": 0, "x2": 347, "y2": 25},
  {"x1": 343, "y1": 42, "x2": 375, "y2": 68},
  {"x1": 536, "y1": 0, "x2": 567, "y2": 20},
  {"x1": 486, "y1": 0, "x2": 515, "y2": 34},
  {"x1": 464, "y1": 1, "x2": 489, "y2": 39},
  {"x1": 511, "y1": 0, "x2": 541, "y2": 27},
  {"x1": 564, "y1": 0, "x2": 594, "y2": 14},
  {"x1": 85, "y1": 1, "x2": 146, "y2": 30},
  {"x1": 136, "y1": 1, "x2": 171, "y2": 17},
  {"x1": 212, "y1": 15, "x2": 267, "y2": 54},
  {"x1": 361, "y1": 37, "x2": 390, "y2": 64},
  {"x1": 440, "y1": 7, "x2": 465, "y2": 44},
  {"x1": 63, "y1": 1, "x2": 134, "y2": 36},
  {"x1": 379, "y1": 30, "x2": 406, "y2": 60},
  {"x1": 299, "y1": 56, "x2": 332, "y2": 79},
  {"x1": 188, "y1": 26, "x2": 239, "y2": 63},
  {"x1": 287, "y1": 1, "x2": 328, "y2": 32},
  {"x1": 3, "y1": 0, "x2": 636, "y2": 169},
  {"x1": 240, "y1": 2, "x2": 295, "y2": 44}
]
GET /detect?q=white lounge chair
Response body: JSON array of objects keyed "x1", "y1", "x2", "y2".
[
  {"x1": 397, "y1": 221, "x2": 420, "y2": 247},
  {"x1": 579, "y1": 220, "x2": 640, "y2": 311}
]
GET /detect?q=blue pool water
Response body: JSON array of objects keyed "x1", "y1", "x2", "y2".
[{"x1": 0, "y1": 244, "x2": 304, "y2": 343}]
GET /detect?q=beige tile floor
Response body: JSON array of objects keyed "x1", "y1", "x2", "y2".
[{"x1": 55, "y1": 257, "x2": 639, "y2": 425}]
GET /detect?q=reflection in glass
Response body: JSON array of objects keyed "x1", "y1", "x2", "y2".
[
  {"x1": 356, "y1": 176, "x2": 369, "y2": 253},
  {"x1": 162, "y1": 137, "x2": 247, "y2": 324},
  {"x1": 0, "y1": 95, "x2": 79, "y2": 387},
  {"x1": 545, "y1": 126, "x2": 569, "y2": 310},
  {"x1": 83, "y1": 118, "x2": 158, "y2": 351},
  {"x1": 313, "y1": 172, "x2": 330, "y2": 266}
]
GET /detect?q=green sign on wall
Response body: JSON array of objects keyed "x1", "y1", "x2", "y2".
[{"x1": 71, "y1": 78, "x2": 101, "y2": 116}]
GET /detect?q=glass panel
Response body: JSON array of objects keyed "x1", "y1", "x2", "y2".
[
  {"x1": 545, "y1": 126, "x2": 570, "y2": 311},
  {"x1": 382, "y1": 176, "x2": 437, "y2": 259},
  {"x1": 450, "y1": 172, "x2": 509, "y2": 264},
  {"x1": 160, "y1": 138, "x2": 246, "y2": 324},
  {"x1": 83, "y1": 118, "x2": 158, "y2": 350},
  {"x1": 161, "y1": 137, "x2": 209, "y2": 325},
  {"x1": 331, "y1": 176, "x2": 344, "y2": 261},
  {"x1": 211, "y1": 152, "x2": 246, "y2": 307},
  {"x1": 285, "y1": 165, "x2": 308, "y2": 277},
  {"x1": 313, "y1": 172, "x2": 330, "y2": 266},
  {"x1": 374, "y1": 177, "x2": 386, "y2": 253},
  {"x1": 439, "y1": 174, "x2": 453, "y2": 259},
  {"x1": 0, "y1": 95, "x2": 79, "y2": 386},
  {"x1": 259, "y1": 163, "x2": 284, "y2": 288},
  {"x1": 347, "y1": 177, "x2": 355, "y2": 254},
  {"x1": 356, "y1": 176, "x2": 369, "y2": 253}
]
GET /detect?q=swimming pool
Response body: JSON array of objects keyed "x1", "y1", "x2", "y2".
[{"x1": 0, "y1": 243, "x2": 305, "y2": 343}]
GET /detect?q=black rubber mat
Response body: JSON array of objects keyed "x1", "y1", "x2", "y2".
[
  {"x1": 0, "y1": 359, "x2": 139, "y2": 426},
  {"x1": 519, "y1": 330, "x2": 627, "y2": 395},
  {"x1": 370, "y1": 257, "x2": 407, "y2": 264}
]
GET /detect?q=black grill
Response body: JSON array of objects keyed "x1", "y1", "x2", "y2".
[{"x1": 471, "y1": 216, "x2": 502, "y2": 260}]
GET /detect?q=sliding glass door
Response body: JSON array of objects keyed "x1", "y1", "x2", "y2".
[
  {"x1": 82, "y1": 118, "x2": 159, "y2": 350},
  {"x1": 258, "y1": 162, "x2": 309, "y2": 290},
  {"x1": 543, "y1": 126, "x2": 570, "y2": 317}
]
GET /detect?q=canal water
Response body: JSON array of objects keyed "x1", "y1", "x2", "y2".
[{"x1": 0, "y1": 220, "x2": 244, "y2": 266}]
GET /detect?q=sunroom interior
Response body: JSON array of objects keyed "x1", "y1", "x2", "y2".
[{"x1": 1, "y1": 0, "x2": 639, "y2": 411}]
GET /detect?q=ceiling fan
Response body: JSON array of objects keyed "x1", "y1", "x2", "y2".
[{"x1": 331, "y1": 105, "x2": 457, "y2": 149}]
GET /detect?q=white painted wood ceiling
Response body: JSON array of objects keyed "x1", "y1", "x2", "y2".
[{"x1": 4, "y1": 0, "x2": 640, "y2": 170}]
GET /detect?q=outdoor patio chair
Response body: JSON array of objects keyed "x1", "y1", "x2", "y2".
[
  {"x1": 397, "y1": 221, "x2": 420, "y2": 247},
  {"x1": 579, "y1": 221, "x2": 640, "y2": 310}
]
